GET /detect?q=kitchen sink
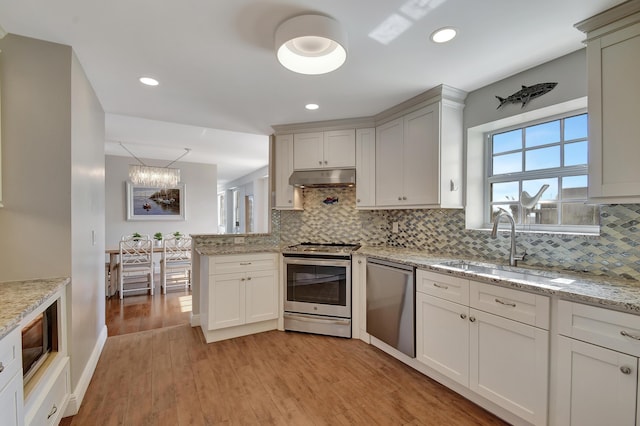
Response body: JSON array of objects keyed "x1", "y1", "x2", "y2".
[{"x1": 433, "y1": 260, "x2": 568, "y2": 288}]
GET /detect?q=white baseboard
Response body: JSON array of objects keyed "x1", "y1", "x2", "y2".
[
  {"x1": 190, "y1": 313, "x2": 201, "y2": 327},
  {"x1": 64, "y1": 324, "x2": 108, "y2": 417}
]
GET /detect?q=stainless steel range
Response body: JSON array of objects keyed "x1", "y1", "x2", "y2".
[{"x1": 282, "y1": 242, "x2": 360, "y2": 338}]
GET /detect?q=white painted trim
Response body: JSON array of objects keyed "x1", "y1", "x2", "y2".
[
  {"x1": 64, "y1": 324, "x2": 108, "y2": 417},
  {"x1": 190, "y1": 313, "x2": 201, "y2": 327}
]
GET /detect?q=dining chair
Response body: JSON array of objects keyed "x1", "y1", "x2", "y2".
[
  {"x1": 118, "y1": 234, "x2": 154, "y2": 299},
  {"x1": 160, "y1": 235, "x2": 192, "y2": 294}
]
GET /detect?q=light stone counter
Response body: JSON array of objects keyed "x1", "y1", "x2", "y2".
[
  {"x1": 357, "y1": 246, "x2": 640, "y2": 315},
  {"x1": 196, "y1": 244, "x2": 282, "y2": 256},
  {"x1": 0, "y1": 277, "x2": 70, "y2": 339}
]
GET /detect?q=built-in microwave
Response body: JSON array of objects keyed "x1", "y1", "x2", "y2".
[{"x1": 22, "y1": 301, "x2": 58, "y2": 384}]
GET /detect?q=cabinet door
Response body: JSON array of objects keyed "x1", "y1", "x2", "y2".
[
  {"x1": 375, "y1": 118, "x2": 404, "y2": 206},
  {"x1": 556, "y1": 336, "x2": 637, "y2": 426},
  {"x1": 293, "y1": 132, "x2": 324, "y2": 170},
  {"x1": 274, "y1": 134, "x2": 302, "y2": 210},
  {"x1": 403, "y1": 104, "x2": 439, "y2": 206},
  {"x1": 245, "y1": 269, "x2": 278, "y2": 324},
  {"x1": 324, "y1": 129, "x2": 355, "y2": 168},
  {"x1": 0, "y1": 371, "x2": 23, "y2": 426},
  {"x1": 588, "y1": 22, "x2": 640, "y2": 201},
  {"x1": 355, "y1": 128, "x2": 375, "y2": 208},
  {"x1": 209, "y1": 272, "x2": 245, "y2": 330},
  {"x1": 469, "y1": 309, "x2": 548, "y2": 425},
  {"x1": 416, "y1": 293, "x2": 469, "y2": 387}
]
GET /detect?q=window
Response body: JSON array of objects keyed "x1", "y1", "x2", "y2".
[{"x1": 487, "y1": 112, "x2": 599, "y2": 233}]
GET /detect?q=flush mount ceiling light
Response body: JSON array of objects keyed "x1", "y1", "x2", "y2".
[
  {"x1": 305, "y1": 103, "x2": 319, "y2": 110},
  {"x1": 275, "y1": 14, "x2": 347, "y2": 75},
  {"x1": 139, "y1": 76, "x2": 159, "y2": 86},
  {"x1": 430, "y1": 27, "x2": 457, "y2": 43},
  {"x1": 120, "y1": 142, "x2": 190, "y2": 188}
]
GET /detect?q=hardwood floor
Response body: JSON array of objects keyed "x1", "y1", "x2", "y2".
[
  {"x1": 62, "y1": 308, "x2": 509, "y2": 425},
  {"x1": 105, "y1": 285, "x2": 192, "y2": 337}
]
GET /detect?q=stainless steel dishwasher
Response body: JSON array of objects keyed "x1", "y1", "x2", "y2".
[{"x1": 366, "y1": 258, "x2": 415, "y2": 358}]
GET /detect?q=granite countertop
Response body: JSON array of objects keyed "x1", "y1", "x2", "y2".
[
  {"x1": 196, "y1": 244, "x2": 282, "y2": 256},
  {"x1": 356, "y1": 246, "x2": 640, "y2": 315},
  {"x1": 0, "y1": 277, "x2": 70, "y2": 340}
]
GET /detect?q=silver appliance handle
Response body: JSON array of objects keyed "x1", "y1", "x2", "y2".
[
  {"x1": 284, "y1": 256, "x2": 351, "y2": 268},
  {"x1": 284, "y1": 313, "x2": 351, "y2": 326}
]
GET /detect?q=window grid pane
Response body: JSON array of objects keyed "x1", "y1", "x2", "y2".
[{"x1": 488, "y1": 113, "x2": 596, "y2": 229}]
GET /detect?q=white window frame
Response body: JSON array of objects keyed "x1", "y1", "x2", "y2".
[{"x1": 484, "y1": 108, "x2": 599, "y2": 234}]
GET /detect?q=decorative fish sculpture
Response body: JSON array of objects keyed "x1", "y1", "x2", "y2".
[
  {"x1": 496, "y1": 82, "x2": 557, "y2": 109},
  {"x1": 323, "y1": 197, "x2": 339, "y2": 205}
]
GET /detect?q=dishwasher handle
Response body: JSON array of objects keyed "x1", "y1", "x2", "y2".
[{"x1": 367, "y1": 258, "x2": 414, "y2": 272}]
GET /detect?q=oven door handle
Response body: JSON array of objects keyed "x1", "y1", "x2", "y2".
[{"x1": 284, "y1": 313, "x2": 350, "y2": 326}]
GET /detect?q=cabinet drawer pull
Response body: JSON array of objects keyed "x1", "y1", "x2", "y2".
[
  {"x1": 433, "y1": 283, "x2": 449, "y2": 290},
  {"x1": 460, "y1": 313, "x2": 467, "y2": 320},
  {"x1": 620, "y1": 366, "x2": 633, "y2": 375},
  {"x1": 0, "y1": 362, "x2": 4, "y2": 373},
  {"x1": 239, "y1": 262, "x2": 252, "y2": 265},
  {"x1": 47, "y1": 404, "x2": 58, "y2": 419},
  {"x1": 495, "y1": 298, "x2": 516, "y2": 307},
  {"x1": 620, "y1": 330, "x2": 640, "y2": 340}
]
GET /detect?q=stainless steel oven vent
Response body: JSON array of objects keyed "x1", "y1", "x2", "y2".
[{"x1": 288, "y1": 169, "x2": 356, "y2": 188}]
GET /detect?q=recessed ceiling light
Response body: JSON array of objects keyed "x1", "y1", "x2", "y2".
[
  {"x1": 431, "y1": 27, "x2": 457, "y2": 43},
  {"x1": 305, "y1": 103, "x2": 319, "y2": 110},
  {"x1": 139, "y1": 77, "x2": 159, "y2": 86}
]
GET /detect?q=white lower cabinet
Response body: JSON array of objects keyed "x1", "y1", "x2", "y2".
[
  {"x1": 0, "y1": 328, "x2": 23, "y2": 426},
  {"x1": 202, "y1": 253, "x2": 279, "y2": 342},
  {"x1": 416, "y1": 270, "x2": 549, "y2": 425},
  {"x1": 555, "y1": 300, "x2": 640, "y2": 426}
]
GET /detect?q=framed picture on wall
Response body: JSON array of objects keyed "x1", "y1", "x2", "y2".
[{"x1": 126, "y1": 182, "x2": 186, "y2": 221}]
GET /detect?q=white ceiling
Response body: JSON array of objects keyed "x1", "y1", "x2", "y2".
[{"x1": 0, "y1": 0, "x2": 625, "y2": 184}]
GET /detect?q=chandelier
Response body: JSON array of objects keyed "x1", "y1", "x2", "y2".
[{"x1": 120, "y1": 143, "x2": 190, "y2": 188}]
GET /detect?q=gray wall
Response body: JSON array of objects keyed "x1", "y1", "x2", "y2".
[
  {"x1": 105, "y1": 155, "x2": 218, "y2": 247},
  {"x1": 0, "y1": 34, "x2": 106, "y2": 406}
]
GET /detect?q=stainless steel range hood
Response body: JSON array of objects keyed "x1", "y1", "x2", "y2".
[{"x1": 289, "y1": 169, "x2": 356, "y2": 188}]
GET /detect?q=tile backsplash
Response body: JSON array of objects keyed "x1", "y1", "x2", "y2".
[{"x1": 278, "y1": 187, "x2": 640, "y2": 282}]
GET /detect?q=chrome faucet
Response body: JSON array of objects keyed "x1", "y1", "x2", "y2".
[{"x1": 491, "y1": 207, "x2": 526, "y2": 266}]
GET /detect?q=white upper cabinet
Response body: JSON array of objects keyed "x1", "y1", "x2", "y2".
[
  {"x1": 355, "y1": 128, "x2": 376, "y2": 208},
  {"x1": 274, "y1": 134, "x2": 302, "y2": 210},
  {"x1": 374, "y1": 85, "x2": 465, "y2": 209},
  {"x1": 576, "y1": 3, "x2": 640, "y2": 202},
  {"x1": 293, "y1": 129, "x2": 355, "y2": 170}
]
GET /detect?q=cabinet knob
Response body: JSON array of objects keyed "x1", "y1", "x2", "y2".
[
  {"x1": 621, "y1": 366, "x2": 633, "y2": 375},
  {"x1": 398, "y1": 196, "x2": 402, "y2": 201},
  {"x1": 460, "y1": 313, "x2": 467, "y2": 320},
  {"x1": 319, "y1": 161, "x2": 323, "y2": 165},
  {"x1": 324, "y1": 160, "x2": 328, "y2": 164},
  {"x1": 288, "y1": 199, "x2": 292, "y2": 203},
  {"x1": 358, "y1": 260, "x2": 362, "y2": 264},
  {"x1": 357, "y1": 199, "x2": 361, "y2": 203},
  {"x1": 247, "y1": 277, "x2": 252, "y2": 280},
  {"x1": 469, "y1": 316, "x2": 476, "y2": 323},
  {"x1": 0, "y1": 362, "x2": 4, "y2": 373},
  {"x1": 241, "y1": 278, "x2": 246, "y2": 281},
  {"x1": 402, "y1": 196, "x2": 407, "y2": 200}
]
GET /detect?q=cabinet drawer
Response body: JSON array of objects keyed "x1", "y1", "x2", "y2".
[
  {"x1": 0, "y1": 328, "x2": 21, "y2": 393},
  {"x1": 210, "y1": 253, "x2": 277, "y2": 274},
  {"x1": 417, "y1": 269, "x2": 469, "y2": 304},
  {"x1": 28, "y1": 360, "x2": 69, "y2": 426},
  {"x1": 558, "y1": 300, "x2": 640, "y2": 357},
  {"x1": 469, "y1": 281, "x2": 549, "y2": 329}
]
